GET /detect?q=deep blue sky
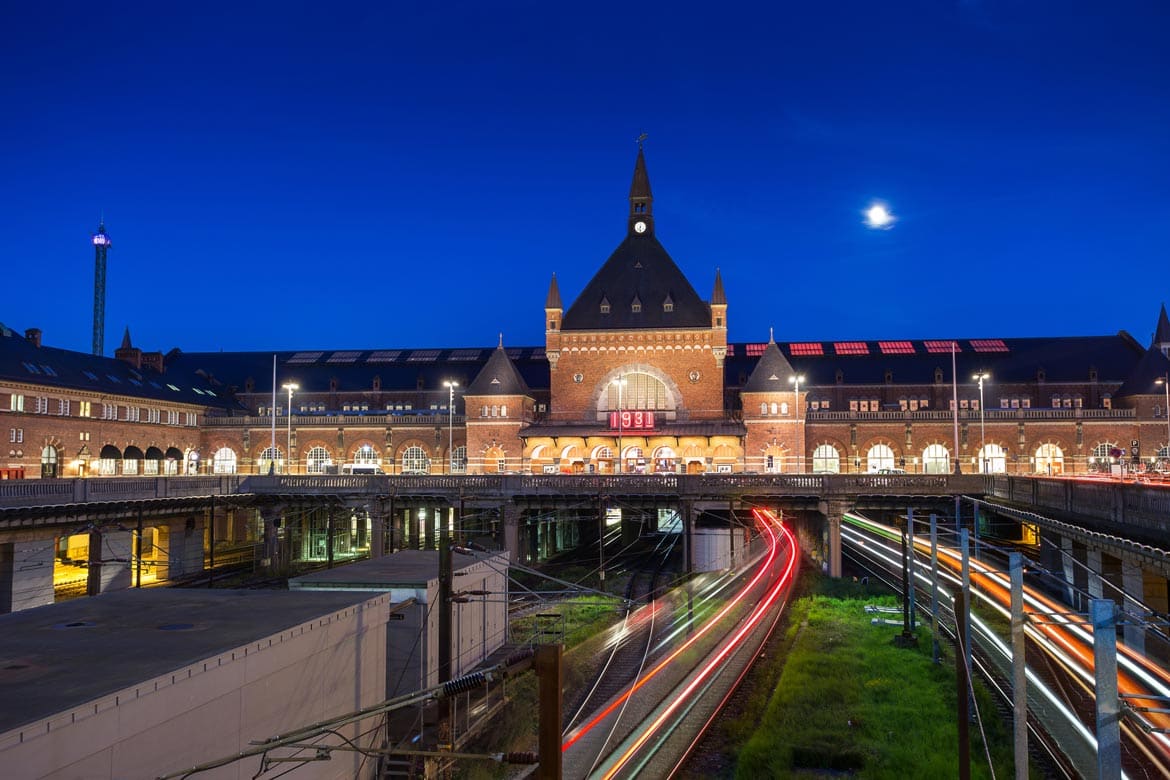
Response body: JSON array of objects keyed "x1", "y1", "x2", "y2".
[{"x1": 3, "y1": 1, "x2": 1168, "y2": 355}]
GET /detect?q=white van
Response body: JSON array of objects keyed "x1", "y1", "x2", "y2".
[{"x1": 341, "y1": 464, "x2": 384, "y2": 475}]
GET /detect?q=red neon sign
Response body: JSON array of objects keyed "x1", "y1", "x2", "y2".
[{"x1": 609, "y1": 411, "x2": 655, "y2": 431}]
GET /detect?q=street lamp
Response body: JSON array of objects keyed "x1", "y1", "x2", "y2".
[
  {"x1": 788, "y1": 373, "x2": 804, "y2": 472},
  {"x1": 973, "y1": 372, "x2": 990, "y2": 473},
  {"x1": 444, "y1": 381, "x2": 458, "y2": 474},
  {"x1": 611, "y1": 376, "x2": 626, "y2": 474},
  {"x1": 281, "y1": 383, "x2": 298, "y2": 474},
  {"x1": 1156, "y1": 374, "x2": 1170, "y2": 469}
]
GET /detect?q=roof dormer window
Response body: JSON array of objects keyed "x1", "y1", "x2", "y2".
[
  {"x1": 663, "y1": 294, "x2": 674, "y2": 313},
  {"x1": 631, "y1": 296, "x2": 642, "y2": 314},
  {"x1": 600, "y1": 297, "x2": 611, "y2": 315}
]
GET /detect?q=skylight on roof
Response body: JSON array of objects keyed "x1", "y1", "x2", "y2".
[
  {"x1": 41, "y1": 365, "x2": 57, "y2": 376},
  {"x1": 970, "y1": 339, "x2": 1009, "y2": 353},
  {"x1": 287, "y1": 351, "x2": 324, "y2": 364},
  {"x1": 449, "y1": 349, "x2": 481, "y2": 361},
  {"x1": 407, "y1": 350, "x2": 440, "y2": 362},
  {"x1": 366, "y1": 350, "x2": 402, "y2": 363},
  {"x1": 725, "y1": 345, "x2": 736, "y2": 356},
  {"x1": 326, "y1": 351, "x2": 361, "y2": 363},
  {"x1": 106, "y1": 374, "x2": 122, "y2": 383},
  {"x1": 22, "y1": 362, "x2": 41, "y2": 374},
  {"x1": 531, "y1": 348, "x2": 546, "y2": 360},
  {"x1": 83, "y1": 370, "x2": 99, "y2": 381},
  {"x1": 879, "y1": 341, "x2": 915, "y2": 355},
  {"x1": 834, "y1": 342, "x2": 869, "y2": 355},
  {"x1": 166, "y1": 383, "x2": 181, "y2": 392},
  {"x1": 924, "y1": 340, "x2": 960, "y2": 354},
  {"x1": 745, "y1": 343, "x2": 767, "y2": 357},
  {"x1": 506, "y1": 348, "x2": 523, "y2": 359},
  {"x1": 788, "y1": 343, "x2": 824, "y2": 356}
]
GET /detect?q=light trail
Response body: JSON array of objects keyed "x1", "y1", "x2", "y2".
[
  {"x1": 594, "y1": 510, "x2": 799, "y2": 779},
  {"x1": 842, "y1": 512, "x2": 1170, "y2": 775}
]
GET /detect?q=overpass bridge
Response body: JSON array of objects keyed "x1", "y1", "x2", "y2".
[{"x1": 1, "y1": 473, "x2": 1167, "y2": 621}]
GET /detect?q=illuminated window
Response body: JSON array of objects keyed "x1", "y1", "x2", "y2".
[
  {"x1": 258, "y1": 446, "x2": 284, "y2": 475},
  {"x1": 745, "y1": 343, "x2": 767, "y2": 357},
  {"x1": 306, "y1": 446, "x2": 330, "y2": 474},
  {"x1": 866, "y1": 444, "x2": 895, "y2": 472},
  {"x1": 789, "y1": 343, "x2": 823, "y2": 356},
  {"x1": 977, "y1": 444, "x2": 1006, "y2": 474},
  {"x1": 354, "y1": 445, "x2": 379, "y2": 465},
  {"x1": 812, "y1": 444, "x2": 840, "y2": 473},
  {"x1": 922, "y1": 444, "x2": 950, "y2": 474},
  {"x1": 402, "y1": 446, "x2": 430, "y2": 474},
  {"x1": 213, "y1": 447, "x2": 237, "y2": 474},
  {"x1": 833, "y1": 342, "x2": 868, "y2": 355},
  {"x1": 1036, "y1": 443, "x2": 1064, "y2": 475},
  {"x1": 606, "y1": 373, "x2": 669, "y2": 411}
]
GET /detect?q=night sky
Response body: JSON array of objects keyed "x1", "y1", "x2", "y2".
[{"x1": 3, "y1": 2, "x2": 1167, "y2": 355}]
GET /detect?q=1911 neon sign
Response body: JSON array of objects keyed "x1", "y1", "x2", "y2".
[{"x1": 609, "y1": 411, "x2": 655, "y2": 430}]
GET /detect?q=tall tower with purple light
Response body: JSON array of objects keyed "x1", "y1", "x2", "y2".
[{"x1": 91, "y1": 221, "x2": 111, "y2": 356}]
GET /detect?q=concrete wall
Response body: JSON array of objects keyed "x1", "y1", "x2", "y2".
[
  {"x1": 0, "y1": 540, "x2": 54, "y2": 612},
  {"x1": 0, "y1": 595, "x2": 390, "y2": 780}
]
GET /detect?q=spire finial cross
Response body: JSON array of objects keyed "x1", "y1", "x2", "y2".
[{"x1": 637, "y1": 132, "x2": 648, "y2": 149}]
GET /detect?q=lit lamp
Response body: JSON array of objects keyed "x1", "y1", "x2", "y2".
[
  {"x1": 788, "y1": 373, "x2": 804, "y2": 472},
  {"x1": 1157, "y1": 374, "x2": 1170, "y2": 469},
  {"x1": 973, "y1": 372, "x2": 990, "y2": 473},
  {"x1": 611, "y1": 376, "x2": 626, "y2": 474},
  {"x1": 282, "y1": 382, "x2": 298, "y2": 474},
  {"x1": 444, "y1": 380, "x2": 458, "y2": 474}
]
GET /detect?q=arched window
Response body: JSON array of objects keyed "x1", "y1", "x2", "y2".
[
  {"x1": 1036, "y1": 443, "x2": 1064, "y2": 475},
  {"x1": 606, "y1": 372, "x2": 671, "y2": 411},
  {"x1": 977, "y1": 443, "x2": 1006, "y2": 474},
  {"x1": 306, "y1": 446, "x2": 331, "y2": 474},
  {"x1": 41, "y1": 445, "x2": 58, "y2": 478},
  {"x1": 258, "y1": 446, "x2": 283, "y2": 475},
  {"x1": 770, "y1": 402, "x2": 779, "y2": 415},
  {"x1": 780, "y1": 402, "x2": 789, "y2": 416},
  {"x1": 402, "y1": 445, "x2": 430, "y2": 474},
  {"x1": 212, "y1": 447, "x2": 237, "y2": 474},
  {"x1": 653, "y1": 446, "x2": 676, "y2": 473},
  {"x1": 866, "y1": 444, "x2": 895, "y2": 472},
  {"x1": 624, "y1": 446, "x2": 644, "y2": 473},
  {"x1": 451, "y1": 446, "x2": 466, "y2": 474},
  {"x1": 812, "y1": 444, "x2": 840, "y2": 474},
  {"x1": 760, "y1": 402, "x2": 767, "y2": 415},
  {"x1": 353, "y1": 444, "x2": 379, "y2": 465},
  {"x1": 123, "y1": 446, "x2": 144, "y2": 476},
  {"x1": 922, "y1": 444, "x2": 950, "y2": 474}
]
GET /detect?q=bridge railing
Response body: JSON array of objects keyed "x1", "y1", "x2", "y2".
[
  {"x1": 0, "y1": 476, "x2": 243, "y2": 508},
  {"x1": 986, "y1": 475, "x2": 1170, "y2": 541}
]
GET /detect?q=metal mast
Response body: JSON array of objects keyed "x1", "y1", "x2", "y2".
[{"x1": 91, "y1": 222, "x2": 111, "y2": 355}]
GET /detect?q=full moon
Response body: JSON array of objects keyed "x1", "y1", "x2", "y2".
[{"x1": 865, "y1": 203, "x2": 894, "y2": 229}]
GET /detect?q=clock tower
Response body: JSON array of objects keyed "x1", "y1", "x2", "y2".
[{"x1": 628, "y1": 138, "x2": 653, "y2": 237}]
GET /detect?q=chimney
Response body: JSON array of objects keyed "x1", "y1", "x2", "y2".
[
  {"x1": 25, "y1": 328, "x2": 42, "y2": 348},
  {"x1": 142, "y1": 351, "x2": 165, "y2": 374}
]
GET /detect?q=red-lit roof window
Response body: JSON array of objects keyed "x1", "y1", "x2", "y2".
[
  {"x1": 745, "y1": 343, "x2": 767, "y2": 356},
  {"x1": 878, "y1": 341, "x2": 915, "y2": 355},
  {"x1": 970, "y1": 339, "x2": 1009, "y2": 353},
  {"x1": 834, "y1": 342, "x2": 869, "y2": 355},
  {"x1": 924, "y1": 340, "x2": 960, "y2": 354},
  {"x1": 726, "y1": 345, "x2": 736, "y2": 356},
  {"x1": 788, "y1": 343, "x2": 824, "y2": 356}
]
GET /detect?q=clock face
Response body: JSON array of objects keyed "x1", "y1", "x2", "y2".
[{"x1": 633, "y1": 221, "x2": 647, "y2": 234}]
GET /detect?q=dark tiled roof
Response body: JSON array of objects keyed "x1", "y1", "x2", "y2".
[
  {"x1": 0, "y1": 327, "x2": 236, "y2": 409},
  {"x1": 1114, "y1": 347, "x2": 1170, "y2": 398},
  {"x1": 742, "y1": 340, "x2": 798, "y2": 393},
  {"x1": 465, "y1": 344, "x2": 531, "y2": 397},
  {"x1": 1155, "y1": 304, "x2": 1170, "y2": 346},
  {"x1": 560, "y1": 233, "x2": 711, "y2": 330}
]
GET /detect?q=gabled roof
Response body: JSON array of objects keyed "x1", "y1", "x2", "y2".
[
  {"x1": 742, "y1": 338, "x2": 797, "y2": 393},
  {"x1": 560, "y1": 234, "x2": 710, "y2": 330},
  {"x1": 1114, "y1": 346, "x2": 1170, "y2": 398},
  {"x1": 465, "y1": 342, "x2": 531, "y2": 397}
]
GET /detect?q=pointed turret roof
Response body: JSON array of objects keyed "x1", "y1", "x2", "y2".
[
  {"x1": 120, "y1": 327, "x2": 132, "y2": 350},
  {"x1": 1154, "y1": 303, "x2": 1170, "y2": 346},
  {"x1": 742, "y1": 336, "x2": 798, "y2": 393},
  {"x1": 466, "y1": 340, "x2": 531, "y2": 396},
  {"x1": 629, "y1": 146, "x2": 652, "y2": 202},
  {"x1": 545, "y1": 273, "x2": 562, "y2": 309},
  {"x1": 711, "y1": 268, "x2": 726, "y2": 306}
]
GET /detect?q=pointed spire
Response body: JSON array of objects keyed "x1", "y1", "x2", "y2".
[
  {"x1": 769, "y1": 326, "x2": 775, "y2": 344},
  {"x1": 629, "y1": 146, "x2": 652, "y2": 201},
  {"x1": 120, "y1": 327, "x2": 132, "y2": 350},
  {"x1": 711, "y1": 268, "x2": 726, "y2": 305},
  {"x1": 545, "y1": 273, "x2": 562, "y2": 309},
  {"x1": 1155, "y1": 303, "x2": 1170, "y2": 346},
  {"x1": 628, "y1": 140, "x2": 654, "y2": 235},
  {"x1": 498, "y1": 332, "x2": 504, "y2": 348}
]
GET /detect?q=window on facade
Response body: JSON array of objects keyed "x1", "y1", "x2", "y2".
[
  {"x1": 1036, "y1": 443, "x2": 1064, "y2": 475},
  {"x1": 600, "y1": 300, "x2": 610, "y2": 314},
  {"x1": 58, "y1": 399, "x2": 70, "y2": 416},
  {"x1": 9, "y1": 428, "x2": 22, "y2": 443},
  {"x1": 977, "y1": 443, "x2": 1007, "y2": 474},
  {"x1": 126, "y1": 406, "x2": 140, "y2": 422},
  {"x1": 760, "y1": 402, "x2": 767, "y2": 415},
  {"x1": 41, "y1": 445, "x2": 58, "y2": 478},
  {"x1": 166, "y1": 411, "x2": 178, "y2": 425},
  {"x1": 780, "y1": 402, "x2": 789, "y2": 416},
  {"x1": 354, "y1": 444, "x2": 379, "y2": 465},
  {"x1": 185, "y1": 412, "x2": 197, "y2": 426},
  {"x1": 812, "y1": 444, "x2": 840, "y2": 473},
  {"x1": 213, "y1": 447, "x2": 238, "y2": 474},
  {"x1": 607, "y1": 372, "x2": 670, "y2": 411},
  {"x1": 79, "y1": 400, "x2": 91, "y2": 417},
  {"x1": 35, "y1": 397, "x2": 48, "y2": 414},
  {"x1": 148, "y1": 408, "x2": 160, "y2": 423},
  {"x1": 922, "y1": 444, "x2": 950, "y2": 474},
  {"x1": 451, "y1": 445, "x2": 467, "y2": 474},
  {"x1": 10, "y1": 394, "x2": 24, "y2": 412},
  {"x1": 258, "y1": 446, "x2": 284, "y2": 475},
  {"x1": 501, "y1": 405, "x2": 507, "y2": 417},
  {"x1": 866, "y1": 444, "x2": 895, "y2": 472},
  {"x1": 306, "y1": 446, "x2": 330, "y2": 474},
  {"x1": 402, "y1": 445, "x2": 430, "y2": 474}
]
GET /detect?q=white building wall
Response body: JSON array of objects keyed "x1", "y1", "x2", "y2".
[{"x1": 0, "y1": 595, "x2": 391, "y2": 780}]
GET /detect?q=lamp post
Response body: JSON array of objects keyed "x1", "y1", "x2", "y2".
[
  {"x1": 444, "y1": 380, "x2": 458, "y2": 474},
  {"x1": 973, "y1": 372, "x2": 990, "y2": 473},
  {"x1": 281, "y1": 383, "x2": 298, "y2": 474},
  {"x1": 789, "y1": 373, "x2": 804, "y2": 472},
  {"x1": 1157, "y1": 374, "x2": 1170, "y2": 469},
  {"x1": 612, "y1": 376, "x2": 626, "y2": 474},
  {"x1": 951, "y1": 341, "x2": 962, "y2": 474}
]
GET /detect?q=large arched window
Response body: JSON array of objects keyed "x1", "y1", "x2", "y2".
[
  {"x1": 1036, "y1": 443, "x2": 1064, "y2": 475},
  {"x1": 123, "y1": 446, "x2": 144, "y2": 476},
  {"x1": 98, "y1": 444, "x2": 121, "y2": 476},
  {"x1": 623, "y1": 446, "x2": 644, "y2": 473},
  {"x1": 258, "y1": 446, "x2": 283, "y2": 475},
  {"x1": 653, "y1": 446, "x2": 676, "y2": 473},
  {"x1": 866, "y1": 444, "x2": 895, "y2": 472},
  {"x1": 212, "y1": 447, "x2": 238, "y2": 474},
  {"x1": 922, "y1": 444, "x2": 950, "y2": 474},
  {"x1": 606, "y1": 372, "x2": 670, "y2": 411},
  {"x1": 353, "y1": 444, "x2": 379, "y2": 465},
  {"x1": 977, "y1": 443, "x2": 1006, "y2": 474},
  {"x1": 451, "y1": 446, "x2": 466, "y2": 474},
  {"x1": 812, "y1": 444, "x2": 840, "y2": 474},
  {"x1": 1090, "y1": 442, "x2": 1118, "y2": 472},
  {"x1": 402, "y1": 445, "x2": 430, "y2": 474},
  {"x1": 306, "y1": 446, "x2": 330, "y2": 474}
]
